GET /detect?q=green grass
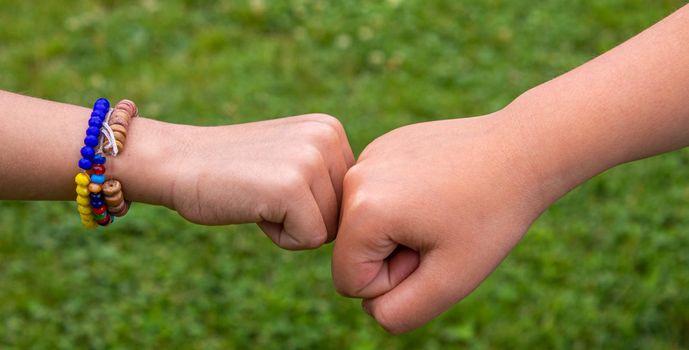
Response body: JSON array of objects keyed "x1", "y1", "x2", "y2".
[{"x1": 1, "y1": 0, "x2": 688, "y2": 348}]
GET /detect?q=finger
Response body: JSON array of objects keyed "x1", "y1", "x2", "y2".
[
  {"x1": 329, "y1": 121, "x2": 355, "y2": 169},
  {"x1": 337, "y1": 128, "x2": 356, "y2": 168},
  {"x1": 257, "y1": 220, "x2": 283, "y2": 243},
  {"x1": 362, "y1": 249, "x2": 460, "y2": 335},
  {"x1": 332, "y1": 179, "x2": 405, "y2": 297},
  {"x1": 302, "y1": 113, "x2": 355, "y2": 168},
  {"x1": 320, "y1": 146, "x2": 348, "y2": 212},
  {"x1": 258, "y1": 188, "x2": 327, "y2": 250},
  {"x1": 310, "y1": 154, "x2": 340, "y2": 242},
  {"x1": 353, "y1": 246, "x2": 420, "y2": 298}
]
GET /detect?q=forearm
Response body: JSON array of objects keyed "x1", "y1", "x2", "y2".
[
  {"x1": 0, "y1": 90, "x2": 353, "y2": 249},
  {"x1": 0, "y1": 91, "x2": 175, "y2": 206},
  {"x1": 504, "y1": 4, "x2": 689, "y2": 204}
]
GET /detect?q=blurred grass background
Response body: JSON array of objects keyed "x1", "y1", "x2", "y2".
[{"x1": 1, "y1": 0, "x2": 688, "y2": 348}]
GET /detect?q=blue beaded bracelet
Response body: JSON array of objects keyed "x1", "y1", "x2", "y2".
[
  {"x1": 78, "y1": 97, "x2": 110, "y2": 170},
  {"x1": 75, "y1": 98, "x2": 113, "y2": 228}
]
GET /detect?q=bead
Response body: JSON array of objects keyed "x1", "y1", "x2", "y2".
[
  {"x1": 96, "y1": 215, "x2": 112, "y2": 226},
  {"x1": 102, "y1": 180, "x2": 122, "y2": 196},
  {"x1": 75, "y1": 173, "x2": 90, "y2": 186},
  {"x1": 85, "y1": 222, "x2": 98, "y2": 229},
  {"x1": 88, "y1": 183, "x2": 102, "y2": 193},
  {"x1": 93, "y1": 108, "x2": 108, "y2": 117},
  {"x1": 78, "y1": 158, "x2": 92, "y2": 170},
  {"x1": 78, "y1": 159, "x2": 93, "y2": 170},
  {"x1": 84, "y1": 135, "x2": 99, "y2": 147},
  {"x1": 109, "y1": 110, "x2": 130, "y2": 128},
  {"x1": 80, "y1": 146, "x2": 95, "y2": 159},
  {"x1": 103, "y1": 139, "x2": 125, "y2": 153},
  {"x1": 88, "y1": 117, "x2": 103, "y2": 128},
  {"x1": 91, "y1": 110, "x2": 105, "y2": 119},
  {"x1": 90, "y1": 199, "x2": 104, "y2": 208},
  {"x1": 105, "y1": 192, "x2": 124, "y2": 207},
  {"x1": 115, "y1": 99, "x2": 137, "y2": 118},
  {"x1": 93, "y1": 155, "x2": 106, "y2": 165},
  {"x1": 86, "y1": 126, "x2": 101, "y2": 137},
  {"x1": 76, "y1": 186, "x2": 90, "y2": 196},
  {"x1": 110, "y1": 202, "x2": 130, "y2": 217},
  {"x1": 92, "y1": 206, "x2": 107, "y2": 215},
  {"x1": 76, "y1": 195, "x2": 90, "y2": 206},
  {"x1": 80, "y1": 218, "x2": 95, "y2": 227},
  {"x1": 90, "y1": 174, "x2": 105, "y2": 184},
  {"x1": 93, "y1": 108, "x2": 108, "y2": 116},
  {"x1": 80, "y1": 212, "x2": 94, "y2": 221},
  {"x1": 94, "y1": 211, "x2": 108, "y2": 220},
  {"x1": 94, "y1": 98, "x2": 110, "y2": 109},
  {"x1": 110, "y1": 109, "x2": 129, "y2": 120},
  {"x1": 83, "y1": 222, "x2": 98, "y2": 229},
  {"x1": 109, "y1": 124, "x2": 127, "y2": 137},
  {"x1": 107, "y1": 200, "x2": 127, "y2": 214},
  {"x1": 93, "y1": 102, "x2": 108, "y2": 110},
  {"x1": 92, "y1": 164, "x2": 105, "y2": 175},
  {"x1": 77, "y1": 204, "x2": 92, "y2": 215},
  {"x1": 89, "y1": 193, "x2": 102, "y2": 201},
  {"x1": 113, "y1": 131, "x2": 127, "y2": 143}
]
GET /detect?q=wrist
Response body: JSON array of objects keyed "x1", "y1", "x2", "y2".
[
  {"x1": 495, "y1": 89, "x2": 617, "y2": 208},
  {"x1": 108, "y1": 117, "x2": 183, "y2": 209}
]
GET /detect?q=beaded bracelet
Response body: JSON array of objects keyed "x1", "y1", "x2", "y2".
[
  {"x1": 74, "y1": 98, "x2": 138, "y2": 228},
  {"x1": 74, "y1": 98, "x2": 109, "y2": 228},
  {"x1": 100, "y1": 99, "x2": 138, "y2": 217}
]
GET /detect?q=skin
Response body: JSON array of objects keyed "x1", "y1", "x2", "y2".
[
  {"x1": 2, "y1": 3, "x2": 688, "y2": 336},
  {"x1": 332, "y1": 4, "x2": 689, "y2": 334},
  {"x1": 0, "y1": 91, "x2": 354, "y2": 250}
]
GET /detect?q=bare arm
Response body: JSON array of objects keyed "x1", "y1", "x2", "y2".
[
  {"x1": 511, "y1": 5, "x2": 689, "y2": 205},
  {"x1": 332, "y1": 4, "x2": 689, "y2": 334},
  {"x1": 0, "y1": 91, "x2": 354, "y2": 250},
  {"x1": 0, "y1": 91, "x2": 172, "y2": 203}
]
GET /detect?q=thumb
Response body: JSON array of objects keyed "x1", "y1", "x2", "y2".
[
  {"x1": 332, "y1": 174, "x2": 420, "y2": 299},
  {"x1": 361, "y1": 249, "x2": 462, "y2": 335}
]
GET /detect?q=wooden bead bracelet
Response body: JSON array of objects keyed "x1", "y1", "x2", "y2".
[{"x1": 74, "y1": 98, "x2": 138, "y2": 229}]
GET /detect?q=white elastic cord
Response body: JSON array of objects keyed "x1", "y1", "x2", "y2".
[
  {"x1": 97, "y1": 108, "x2": 119, "y2": 156},
  {"x1": 102, "y1": 122, "x2": 118, "y2": 156}
]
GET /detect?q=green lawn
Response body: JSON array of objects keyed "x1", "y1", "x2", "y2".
[{"x1": 1, "y1": 0, "x2": 688, "y2": 348}]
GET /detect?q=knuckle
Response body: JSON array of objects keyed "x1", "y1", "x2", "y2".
[
  {"x1": 294, "y1": 145, "x2": 324, "y2": 172},
  {"x1": 306, "y1": 113, "x2": 345, "y2": 131},
  {"x1": 300, "y1": 116, "x2": 343, "y2": 145},
  {"x1": 342, "y1": 165, "x2": 365, "y2": 191},
  {"x1": 345, "y1": 185, "x2": 387, "y2": 219},
  {"x1": 278, "y1": 168, "x2": 308, "y2": 194}
]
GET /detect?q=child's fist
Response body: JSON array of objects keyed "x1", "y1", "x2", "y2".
[
  {"x1": 332, "y1": 114, "x2": 550, "y2": 333},
  {"x1": 144, "y1": 114, "x2": 354, "y2": 250}
]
